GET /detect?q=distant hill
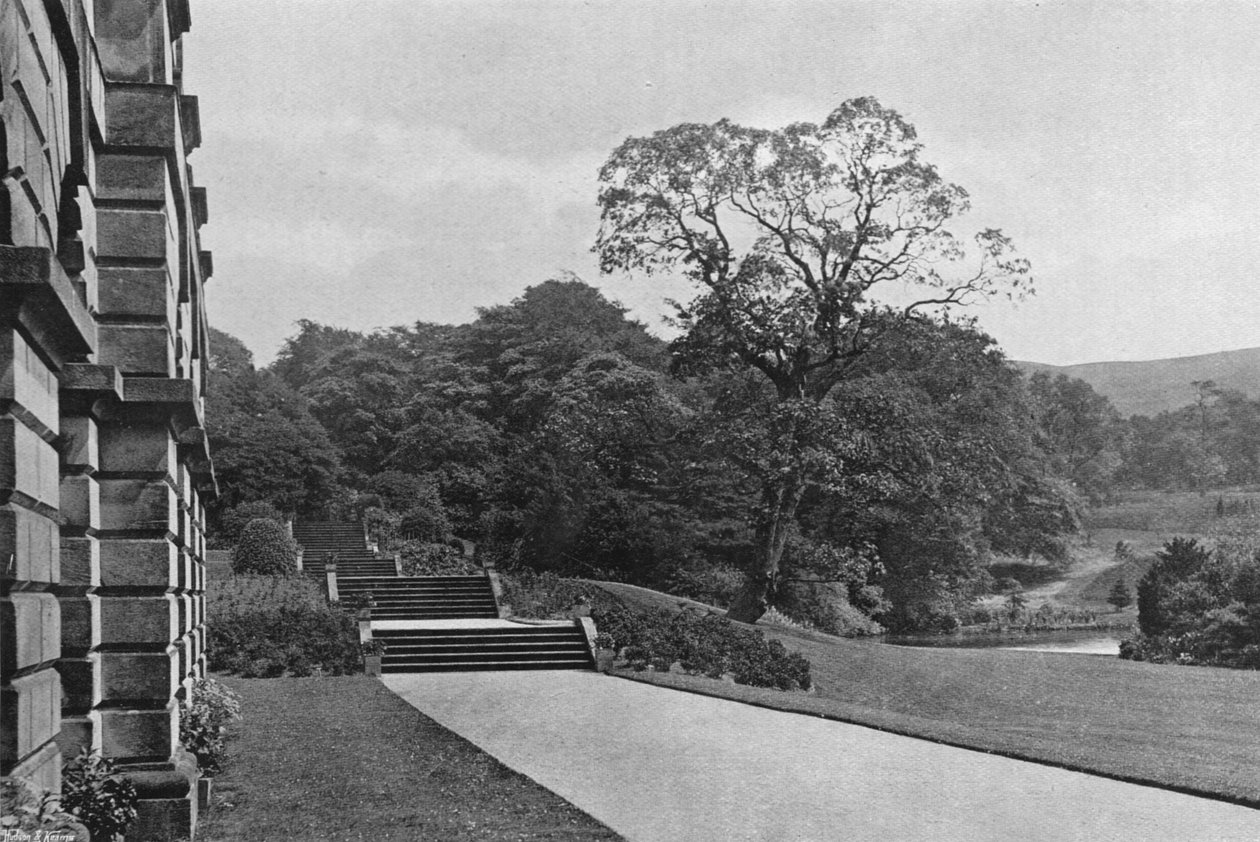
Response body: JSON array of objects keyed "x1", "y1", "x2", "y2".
[{"x1": 1014, "y1": 347, "x2": 1260, "y2": 418}]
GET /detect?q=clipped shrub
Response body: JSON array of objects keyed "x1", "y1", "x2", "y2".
[
  {"x1": 207, "y1": 575, "x2": 360, "y2": 676},
  {"x1": 0, "y1": 777, "x2": 87, "y2": 840},
  {"x1": 215, "y1": 500, "x2": 285, "y2": 547},
  {"x1": 232, "y1": 518, "x2": 299, "y2": 575},
  {"x1": 180, "y1": 677, "x2": 243, "y2": 773},
  {"x1": 591, "y1": 604, "x2": 812, "y2": 691},
  {"x1": 61, "y1": 749, "x2": 138, "y2": 841},
  {"x1": 498, "y1": 569, "x2": 620, "y2": 619}
]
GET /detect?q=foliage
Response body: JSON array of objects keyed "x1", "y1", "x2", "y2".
[
  {"x1": 0, "y1": 777, "x2": 86, "y2": 840},
  {"x1": 1107, "y1": 578, "x2": 1133, "y2": 611},
  {"x1": 206, "y1": 328, "x2": 341, "y2": 526},
  {"x1": 232, "y1": 518, "x2": 299, "y2": 575},
  {"x1": 591, "y1": 604, "x2": 812, "y2": 690},
  {"x1": 180, "y1": 677, "x2": 243, "y2": 774},
  {"x1": 1122, "y1": 529, "x2": 1260, "y2": 668},
  {"x1": 497, "y1": 569, "x2": 621, "y2": 619},
  {"x1": 1115, "y1": 385, "x2": 1260, "y2": 493},
  {"x1": 207, "y1": 575, "x2": 360, "y2": 676},
  {"x1": 596, "y1": 96, "x2": 1031, "y2": 622},
  {"x1": 60, "y1": 749, "x2": 138, "y2": 841},
  {"x1": 215, "y1": 500, "x2": 285, "y2": 548},
  {"x1": 362, "y1": 506, "x2": 402, "y2": 547},
  {"x1": 1028, "y1": 372, "x2": 1127, "y2": 502},
  {"x1": 397, "y1": 540, "x2": 480, "y2": 576},
  {"x1": 399, "y1": 501, "x2": 451, "y2": 543}
]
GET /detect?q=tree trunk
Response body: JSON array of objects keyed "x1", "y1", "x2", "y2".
[{"x1": 726, "y1": 478, "x2": 806, "y2": 623}]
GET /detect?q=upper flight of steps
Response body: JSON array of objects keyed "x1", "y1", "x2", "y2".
[
  {"x1": 291, "y1": 520, "x2": 397, "y2": 578},
  {"x1": 293, "y1": 518, "x2": 594, "y2": 672},
  {"x1": 337, "y1": 575, "x2": 500, "y2": 620}
]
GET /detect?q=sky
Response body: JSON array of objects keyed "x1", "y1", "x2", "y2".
[{"x1": 184, "y1": 1, "x2": 1260, "y2": 367}]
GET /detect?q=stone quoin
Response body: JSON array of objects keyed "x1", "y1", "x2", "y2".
[{"x1": 1, "y1": 1, "x2": 215, "y2": 839}]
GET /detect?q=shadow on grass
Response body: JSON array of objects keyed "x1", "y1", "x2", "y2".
[{"x1": 197, "y1": 676, "x2": 622, "y2": 842}]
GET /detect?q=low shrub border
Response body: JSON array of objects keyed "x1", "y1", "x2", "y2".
[
  {"x1": 592, "y1": 604, "x2": 812, "y2": 691},
  {"x1": 207, "y1": 575, "x2": 360, "y2": 677}
]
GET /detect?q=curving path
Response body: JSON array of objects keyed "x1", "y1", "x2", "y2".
[{"x1": 386, "y1": 671, "x2": 1260, "y2": 842}]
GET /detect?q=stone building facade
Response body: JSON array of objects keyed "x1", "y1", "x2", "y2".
[{"x1": 1, "y1": 0, "x2": 214, "y2": 838}]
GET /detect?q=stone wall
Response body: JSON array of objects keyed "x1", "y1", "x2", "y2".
[{"x1": 1, "y1": 1, "x2": 214, "y2": 838}]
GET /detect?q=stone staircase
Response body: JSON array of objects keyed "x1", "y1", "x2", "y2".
[
  {"x1": 292, "y1": 521, "x2": 397, "y2": 577},
  {"x1": 373, "y1": 625, "x2": 595, "y2": 673},
  {"x1": 293, "y1": 519, "x2": 594, "y2": 673},
  {"x1": 337, "y1": 575, "x2": 499, "y2": 620}
]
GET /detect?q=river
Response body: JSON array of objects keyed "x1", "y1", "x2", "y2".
[{"x1": 883, "y1": 628, "x2": 1128, "y2": 656}]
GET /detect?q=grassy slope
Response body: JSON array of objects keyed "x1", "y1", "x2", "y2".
[
  {"x1": 197, "y1": 676, "x2": 623, "y2": 842},
  {"x1": 592, "y1": 581, "x2": 1260, "y2": 807}
]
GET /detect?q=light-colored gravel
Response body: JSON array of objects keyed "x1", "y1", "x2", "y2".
[{"x1": 385, "y1": 670, "x2": 1260, "y2": 842}]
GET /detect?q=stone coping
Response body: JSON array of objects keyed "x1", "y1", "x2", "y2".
[{"x1": 371, "y1": 619, "x2": 574, "y2": 631}]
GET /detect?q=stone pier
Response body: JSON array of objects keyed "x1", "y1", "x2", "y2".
[{"x1": 1, "y1": 1, "x2": 214, "y2": 838}]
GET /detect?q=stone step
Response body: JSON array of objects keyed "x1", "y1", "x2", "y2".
[{"x1": 375, "y1": 625, "x2": 593, "y2": 672}]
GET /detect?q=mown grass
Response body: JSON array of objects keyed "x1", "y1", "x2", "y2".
[
  {"x1": 593, "y1": 580, "x2": 1260, "y2": 807},
  {"x1": 196, "y1": 676, "x2": 622, "y2": 842}
]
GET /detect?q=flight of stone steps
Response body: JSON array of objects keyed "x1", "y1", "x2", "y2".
[
  {"x1": 337, "y1": 575, "x2": 500, "y2": 620},
  {"x1": 292, "y1": 521, "x2": 398, "y2": 578},
  {"x1": 292, "y1": 519, "x2": 594, "y2": 673}
]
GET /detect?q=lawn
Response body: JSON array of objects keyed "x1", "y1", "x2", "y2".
[
  {"x1": 592, "y1": 580, "x2": 1260, "y2": 808},
  {"x1": 196, "y1": 676, "x2": 622, "y2": 842}
]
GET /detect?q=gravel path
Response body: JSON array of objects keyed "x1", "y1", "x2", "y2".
[{"x1": 386, "y1": 670, "x2": 1260, "y2": 842}]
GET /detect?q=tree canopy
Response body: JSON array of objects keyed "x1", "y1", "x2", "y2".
[{"x1": 595, "y1": 98, "x2": 1032, "y2": 621}]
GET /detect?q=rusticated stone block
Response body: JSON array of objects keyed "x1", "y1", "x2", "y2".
[
  {"x1": 98, "y1": 266, "x2": 174, "y2": 319},
  {"x1": 57, "y1": 655, "x2": 102, "y2": 713},
  {"x1": 1, "y1": 506, "x2": 59, "y2": 584},
  {"x1": 1, "y1": 591, "x2": 61, "y2": 671},
  {"x1": 57, "y1": 593, "x2": 100, "y2": 652},
  {"x1": 99, "y1": 538, "x2": 177, "y2": 588},
  {"x1": 131, "y1": 792, "x2": 196, "y2": 842},
  {"x1": 2, "y1": 668, "x2": 61, "y2": 765},
  {"x1": 60, "y1": 474, "x2": 99, "y2": 529},
  {"x1": 99, "y1": 595, "x2": 176, "y2": 645},
  {"x1": 57, "y1": 712, "x2": 102, "y2": 760},
  {"x1": 96, "y1": 154, "x2": 168, "y2": 202},
  {"x1": 59, "y1": 414, "x2": 99, "y2": 471},
  {"x1": 96, "y1": 208, "x2": 169, "y2": 261},
  {"x1": 100, "y1": 649, "x2": 177, "y2": 702},
  {"x1": 59, "y1": 536, "x2": 100, "y2": 587},
  {"x1": 0, "y1": 329, "x2": 59, "y2": 433},
  {"x1": 97, "y1": 324, "x2": 173, "y2": 377},
  {"x1": 99, "y1": 703, "x2": 176, "y2": 760},
  {"x1": 8, "y1": 741, "x2": 61, "y2": 795},
  {"x1": 103, "y1": 84, "x2": 178, "y2": 150},
  {"x1": 99, "y1": 422, "x2": 175, "y2": 474},
  {"x1": 98, "y1": 478, "x2": 175, "y2": 533},
  {"x1": 94, "y1": 0, "x2": 169, "y2": 84},
  {"x1": 1, "y1": 419, "x2": 60, "y2": 508}
]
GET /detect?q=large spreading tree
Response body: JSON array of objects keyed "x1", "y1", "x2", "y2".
[{"x1": 595, "y1": 97, "x2": 1032, "y2": 622}]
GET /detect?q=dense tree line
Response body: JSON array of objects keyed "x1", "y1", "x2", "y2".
[
  {"x1": 202, "y1": 95, "x2": 1260, "y2": 634},
  {"x1": 206, "y1": 277, "x2": 1105, "y2": 632}
]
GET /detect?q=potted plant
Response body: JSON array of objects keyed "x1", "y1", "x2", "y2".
[
  {"x1": 361, "y1": 639, "x2": 387, "y2": 676},
  {"x1": 179, "y1": 678, "x2": 242, "y2": 813},
  {"x1": 594, "y1": 632, "x2": 617, "y2": 673}
]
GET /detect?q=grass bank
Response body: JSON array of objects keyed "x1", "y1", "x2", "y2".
[
  {"x1": 593, "y1": 581, "x2": 1260, "y2": 808},
  {"x1": 196, "y1": 676, "x2": 622, "y2": 842}
]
